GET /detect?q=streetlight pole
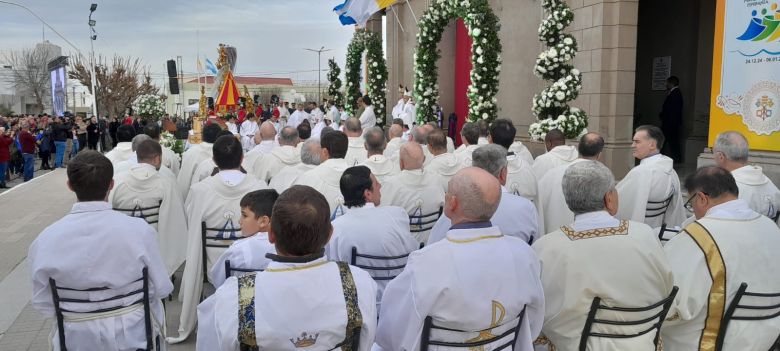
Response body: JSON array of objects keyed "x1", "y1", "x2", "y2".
[
  {"x1": 88, "y1": 4, "x2": 98, "y2": 118},
  {"x1": 304, "y1": 47, "x2": 331, "y2": 103}
]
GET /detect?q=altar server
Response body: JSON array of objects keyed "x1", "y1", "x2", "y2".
[
  {"x1": 326, "y1": 166, "x2": 418, "y2": 309},
  {"x1": 177, "y1": 124, "x2": 222, "y2": 197},
  {"x1": 361, "y1": 127, "x2": 400, "y2": 183},
  {"x1": 428, "y1": 144, "x2": 538, "y2": 245},
  {"x1": 533, "y1": 160, "x2": 674, "y2": 350},
  {"x1": 196, "y1": 186, "x2": 377, "y2": 350},
  {"x1": 292, "y1": 131, "x2": 350, "y2": 217},
  {"x1": 239, "y1": 113, "x2": 259, "y2": 151},
  {"x1": 662, "y1": 166, "x2": 780, "y2": 350},
  {"x1": 376, "y1": 167, "x2": 545, "y2": 351},
  {"x1": 29, "y1": 151, "x2": 173, "y2": 351},
  {"x1": 537, "y1": 132, "x2": 604, "y2": 234},
  {"x1": 426, "y1": 128, "x2": 462, "y2": 183},
  {"x1": 144, "y1": 124, "x2": 180, "y2": 175},
  {"x1": 250, "y1": 126, "x2": 300, "y2": 183},
  {"x1": 380, "y1": 142, "x2": 446, "y2": 243},
  {"x1": 344, "y1": 117, "x2": 368, "y2": 166},
  {"x1": 170, "y1": 135, "x2": 268, "y2": 343},
  {"x1": 105, "y1": 125, "x2": 136, "y2": 165},
  {"x1": 531, "y1": 129, "x2": 579, "y2": 180},
  {"x1": 713, "y1": 131, "x2": 780, "y2": 221},
  {"x1": 209, "y1": 189, "x2": 279, "y2": 289},
  {"x1": 270, "y1": 139, "x2": 322, "y2": 193},
  {"x1": 110, "y1": 139, "x2": 188, "y2": 275},
  {"x1": 616, "y1": 125, "x2": 686, "y2": 228}
]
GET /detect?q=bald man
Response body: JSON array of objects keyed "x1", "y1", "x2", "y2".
[
  {"x1": 380, "y1": 142, "x2": 446, "y2": 243},
  {"x1": 243, "y1": 121, "x2": 279, "y2": 174},
  {"x1": 531, "y1": 129, "x2": 579, "y2": 179},
  {"x1": 376, "y1": 167, "x2": 545, "y2": 351},
  {"x1": 384, "y1": 124, "x2": 405, "y2": 160},
  {"x1": 344, "y1": 117, "x2": 368, "y2": 166}
]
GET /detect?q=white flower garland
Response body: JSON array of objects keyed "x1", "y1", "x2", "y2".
[
  {"x1": 529, "y1": 0, "x2": 588, "y2": 140},
  {"x1": 414, "y1": 0, "x2": 502, "y2": 123},
  {"x1": 345, "y1": 29, "x2": 388, "y2": 123},
  {"x1": 133, "y1": 94, "x2": 166, "y2": 121}
]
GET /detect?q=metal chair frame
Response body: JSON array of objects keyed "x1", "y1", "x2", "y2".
[
  {"x1": 350, "y1": 247, "x2": 413, "y2": 281},
  {"x1": 113, "y1": 200, "x2": 163, "y2": 225},
  {"x1": 658, "y1": 223, "x2": 679, "y2": 243},
  {"x1": 224, "y1": 259, "x2": 265, "y2": 281},
  {"x1": 579, "y1": 286, "x2": 679, "y2": 351},
  {"x1": 715, "y1": 282, "x2": 780, "y2": 351},
  {"x1": 409, "y1": 207, "x2": 443, "y2": 234},
  {"x1": 420, "y1": 307, "x2": 526, "y2": 351},
  {"x1": 201, "y1": 221, "x2": 243, "y2": 284},
  {"x1": 645, "y1": 192, "x2": 675, "y2": 219},
  {"x1": 50, "y1": 267, "x2": 157, "y2": 351}
]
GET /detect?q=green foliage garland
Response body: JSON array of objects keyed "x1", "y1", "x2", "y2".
[
  {"x1": 414, "y1": 0, "x2": 502, "y2": 124},
  {"x1": 529, "y1": 0, "x2": 588, "y2": 140},
  {"x1": 344, "y1": 29, "x2": 388, "y2": 124},
  {"x1": 327, "y1": 59, "x2": 345, "y2": 107}
]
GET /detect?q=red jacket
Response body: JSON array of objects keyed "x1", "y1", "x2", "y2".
[
  {"x1": 0, "y1": 135, "x2": 12, "y2": 162},
  {"x1": 18, "y1": 130, "x2": 37, "y2": 154}
]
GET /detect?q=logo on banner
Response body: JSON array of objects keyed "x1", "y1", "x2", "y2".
[
  {"x1": 736, "y1": 4, "x2": 780, "y2": 43},
  {"x1": 742, "y1": 81, "x2": 780, "y2": 135}
]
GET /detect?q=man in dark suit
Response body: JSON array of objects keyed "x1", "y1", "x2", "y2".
[{"x1": 660, "y1": 76, "x2": 683, "y2": 163}]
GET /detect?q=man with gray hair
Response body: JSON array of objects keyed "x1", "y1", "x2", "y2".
[
  {"x1": 269, "y1": 138, "x2": 321, "y2": 193},
  {"x1": 376, "y1": 167, "x2": 545, "y2": 351},
  {"x1": 361, "y1": 126, "x2": 400, "y2": 183},
  {"x1": 344, "y1": 117, "x2": 368, "y2": 166},
  {"x1": 532, "y1": 160, "x2": 674, "y2": 351},
  {"x1": 249, "y1": 126, "x2": 301, "y2": 183},
  {"x1": 384, "y1": 123, "x2": 405, "y2": 160},
  {"x1": 428, "y1": 144, "x2": 539, "y2": 245},
  {"x1": 713, "y1": 131, "x2": 780, "y2": 221},
  {"x1": 454, "y1": 122, "x2": 481, "y2": 167},
  {"x1": 407, "y1": 125, "x2": 434, "y2": 165}
]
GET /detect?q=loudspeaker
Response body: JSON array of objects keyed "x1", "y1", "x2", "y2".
[{"x1": 167, "y1": 60, "x2": 180, "y2": 95}]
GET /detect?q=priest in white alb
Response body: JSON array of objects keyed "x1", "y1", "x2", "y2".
[
  {"x1": 239, "y1": 112, "x2": 259, "y2": 152},
  {"x1": 144, "y1": 124, "x2": 180, "y2": 175},
  {"x1": 532, "y1": 160, "x2": 674, "y2": 351},
  {"x1": 250, "y1": 126, "x2": 300, "y2": 183},
  {"x1": 381, "y1": 142, "x2": 446, "y2": 243},
  {"x1": 104, "y1": 125, "x2": 136, "y2": 166},
  {"x1": 170, "y1": 135, "x2": 268, "y2": 343},
  {"x1": 197, "y1": 185, "x2": 377, "y2": 350},
  {"x1": 454, "y1": 122, "x2": 481, "y2": 167},
  {"x1": 242, "y1": 121, "x2": 278, "y2": 171},
  {"x1": 713, "y1": 131, "x2": 780, "y2": 222},
  {"x1": 110, "y1": 139, "x2": 188, "y2": 276},
  {"x1": 286, "y1": 103, "x2": 310, "y2": 129},
  {"x1": 292, "y1": 131, "x2": 350, "y2": 218},
  {"x1": 662, "y1": 166, "x2": 780, "y2": 350},
  {"x1": 428, "y1": 145, "x2": 538, "y2": 245},
  {"x1": 616, "y1": 125, "x2": 686, "y2": 229},
  {"x1": 489, "y1": 119, "x2": 539, "y2": 203},
  {"x1": 384, "y1": 124, "x2": 405, "y2": 160},
  {"x1": 177, "y1": 124, "x2": 222, "y2": 198},
  {"x1": 358, "y1": 95, "x2": 376, "y2": 130},
  {"x1": 270, "y1": 139, "x2": 322, "y2": 193},
  {"x1": 326, "y1": 166, "x2": 418, "y2": 311},
  {"x1": 392, "y1": 88, "x2": 416, "y2": 128},
  {"x1": 425, "y1": 129, "x2": 462, "y2": 184},
  {"x1": 29, "y1": 151, "x2": 173, "y2": 351},
  {"x1": 376, "y1": 167, "x2": 544, "y2": 351},
  {"x1": 344, "y1": 117, "x2": 368, "y2": 166},
  {"x1": 531, "y1": 129, "x2": 579, "y2": 179},
  {"x1": 537, "y1": 133, "x2": 604, "y2": 234},
  {"x1": 360, "y1": 127, "x2": 400, "y2": 183}
]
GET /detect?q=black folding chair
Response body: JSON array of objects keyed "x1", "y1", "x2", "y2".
[
  {"x1": 579, "y1": 286, "x2": 678, "y2": 351},
  {"x1": 113, "y1": 200, "x2": 163, "y2": 225},
  {"x1": 224, "y1": 259, "x2": 264, "y2": 281},
  {"x1": 49, "y1": 267, "x2": 159, "y2": 351},
  {"x1": 772, "y1": 211, "x2": 780, "y2": 224},
  {"x1": 715, "y1": 282, "x2": 780, "y2": 351},
  {"x1": 350, "y1": 247, "x2": 413, "y2": 281},
  {"x1": 420, "y1": 307, "x2": 526, "y2": 351},
  {"x1": 657, "y1": 223, "x2": 679, "y2": 243},
  {"x1": 201, "y1": 221, "x2": 243, "y2": 284},
  {"x1": 645, "y1": 192, "x2": 674, "y2": 220},
  {"x1": 409, "y1": 206, "x2": 443, "y2": 235}
]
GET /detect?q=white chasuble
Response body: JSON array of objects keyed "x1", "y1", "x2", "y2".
[
  {"x1": 384, "y1": 137, "x2": 404, "y2": 160},
  {"x1": 110, "y1": 163, "x2": 188, "y2": 275},
  {"x1": 732, "y1": 165, "x2": 780, "y2": 220},
  {"x1": 661, "y1": 200, "x2": 780, "y2": 351},
  {"x1": 161, "y1": 146, "x2": 181, "y2": 175},
  {"x1": 361, "y1": 155, "x2": 401, "y2": 184},
  {"x1": 196, "y1": 257, "x2": 377, "y2": 351},
  {"x1": 105, "y1": 142, "x2": 134, "y2": 166},
  {"x1": 270, "y1": 163, "x2": 316, "y2": 194},
  {"x1": 532, "y1": 213, "x2": 674, "y2": 351},
  {"x1": 455, "y1": 144, "x2": 480, "y2": 168},
  {"x1": 293, "y1": 158, "x2": 350, "y2": 217},
  {"x1": 346, "y1": 137, "x2": 368, "y2": 166},
  {"x1": 506, "y1": 153, "x2": 539, "y2": 204},
  {"x1": 537, "y1": 159, "x2": 587, "y2": 235},
  {"x1": 359, "y1": 105, "x2": 377, "y2": 130},
  {"x1": 531, "y1": 145, "x2": 578, "y2": 180},
  {"x1": 209, "y1": 232, "x2": 275, "y2": 289},
  {"x1": 29, "y1": 202, "x2": 173, "y2": 351},
  {"x1": 380, "y1": 169, "x2": 446, "y2": 243},
  {"x1": 250, "y1": 145, "x2": 301, "y2": 183},
  {"x1": 616, "y1": 154, "x2": 686, "y2": 229},
  {"x1": 391, "y1": 99, "x2": 405, "y2": 120},
  {"x1": 510, "y1": 141, "x2": 535, "y2": 166},
  {"x1": 376, "y1": 224, "x2": 545, "y2": 351},
  {"x1": 239, "y1": 120, "x2": 259, "y2": 151},
  {"x1": 177, "y1": 142, "x2": 213, "y2": 198},
  {"x1": 426, "y1": 152, "x2": 463, "y2": 184},
  {"x1": 169, "y1": 174, "x2": 268, "y2": 343}
]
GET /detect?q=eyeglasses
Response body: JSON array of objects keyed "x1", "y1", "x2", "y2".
[{"x1": 684, "y1": 192, "x2": 707, "y2": 212}]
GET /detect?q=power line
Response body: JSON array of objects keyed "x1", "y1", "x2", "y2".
[{"x1": 0, "y1": 1, "x2": 84, "y2": 56}]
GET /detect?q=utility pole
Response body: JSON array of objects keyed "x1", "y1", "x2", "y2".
[
  {"x1": 71, "y1": 86, "x2": 76, "y2": 113},
  {"x1": 304, "y1": 47, "x2": 331, "y2": 103},
  {"x1": 88, "y1": 4, "x2": 98, "y2": 117}
]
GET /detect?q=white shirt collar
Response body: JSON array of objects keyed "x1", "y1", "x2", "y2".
[
  {"x1": 640, "y1": 153, "x2": 663, "y2": 164},
  {"x1": 71, "y1": 201, "x2": 112, "y2": 214},
  {"x1": 218, "y1": 170, "x2": 246, "y2": 186},
  {"x1": 570, "y1": 211, "x2": 620, "y2": 232}
]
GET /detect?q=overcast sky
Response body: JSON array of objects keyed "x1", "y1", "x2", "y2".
[{"x1": 0, "y1": 0, "x2": 356, "y2": 88}]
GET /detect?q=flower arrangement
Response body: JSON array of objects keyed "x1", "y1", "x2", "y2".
[
  {"x1": 327, "y1": 59, "x2": 345, "y2": 107},
  {"x1": 529, "y1": 0, "x2": 588, "y2": 140},
  {"x1": 133, "y1": 94, "x2": 166, "y2": 121},
  {"x1": 414, "y1": 0, "x2": 502, "y2": 124},
  {"x1": 160, "y1": 130, "x2": 184, "y2": 155},
  {"x1": 345, "y1": 29, "x2": 388, "y2": 124}
]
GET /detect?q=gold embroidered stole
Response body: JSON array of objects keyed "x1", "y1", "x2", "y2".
[
  {"x1": 337, "y1": 261, "x2": 363, "y2": 351},
  {"x1": 683, "y1": 221, "x2": 727, "y2": 351},
  {"x1": 560, "y1": 220, "x2": 629, "y2": 241},
  {"x1": 238, "y1": 273, "x2": 259, "y2": 351}
]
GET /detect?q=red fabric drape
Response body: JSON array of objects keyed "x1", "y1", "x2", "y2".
[{"x1": 453, "y1": 19, "x2": 472, "y2": 147}]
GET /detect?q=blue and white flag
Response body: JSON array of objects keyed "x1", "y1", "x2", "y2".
[
  {"x1": 333, "y1": 0, "x2": 396, "y2": 27},
  {"x1": 205, "y1": 58, "x2": 217, "y2": 75}
]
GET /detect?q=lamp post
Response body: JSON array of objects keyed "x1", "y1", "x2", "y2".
[
  {"x1": 88, "y1": 3, "x2": 98, "y2": 118},
  {"x1": 304, "y1": 46, "x2": 331, "y2": 103}
]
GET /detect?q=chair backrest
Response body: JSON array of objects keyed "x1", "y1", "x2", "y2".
[
  {"x1": 113, "y1": 199, "x2": 162, "y2": 225},
  {"x1": 716, "y1": 282, "x2": 780, "y2": 351},
  {"x1": 49, "y1": 267, "x2": 155, "y2": 351},
  {"x1": 409, "y1": 206, "x2": 443, "y2": 234},
  {"x1": 772, "y1": 211, "x2": 779, "y2": 223},
  {"x1": 350, "y1": 247, "x2": 413, "y2": 281},
  {"x1": 201, "y1": 221, "x2": 243, "y2": 282},
  {"x1": 420, "y1": 307, "x2": 526, "y2": 351},
  {"x1": 645, "y1": 192, "x2": 675, "y2": 220},
  {"x1": 579, "y1": 286, "x2": 679, "y2": 351},
  {"x1": 657, "y1": 223, "x2": 679, "y2": 243},
  {"x1": 224, "y1": 259, "x2": 264, "y2": 281}
]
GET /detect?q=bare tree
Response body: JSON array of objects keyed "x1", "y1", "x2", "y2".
[
  {"x1": 1, "y1": 47, "x2": 53, "y2": 113},
  {"x1": 69, "y1": 54, "x2": 159, "y2": 117}
]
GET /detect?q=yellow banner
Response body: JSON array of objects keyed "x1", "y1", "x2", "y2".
[{"x1": 709, "y1": 0, "x2": 780, "y2": 151}]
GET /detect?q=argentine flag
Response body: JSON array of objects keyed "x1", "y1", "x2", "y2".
[
  {"x1": 205, "y1": 58, "x2": 218, "y2": 75},
  {"x1": 333, "y1": 0, "x2": 396, "y2": 27}
]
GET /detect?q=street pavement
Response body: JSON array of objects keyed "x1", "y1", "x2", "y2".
[{"x1": 0, "y1": 168, "x2": 196, "y2": 350}]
